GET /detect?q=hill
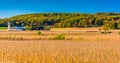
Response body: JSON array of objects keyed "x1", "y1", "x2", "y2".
[{"x1": 0, "y1": 12, "x2": 120, "y2": 30}]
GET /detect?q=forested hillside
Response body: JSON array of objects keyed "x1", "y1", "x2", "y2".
[{"x1": 0, "y1": 13, "x2": 120, "y2": 30}]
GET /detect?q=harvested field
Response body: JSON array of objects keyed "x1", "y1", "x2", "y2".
[
  {"x1": 0, "y1": 30, "x2": 119, "y2": 41},
  {"x1": 0, "y1": 28, "x2": 120, "y2": 63},
  {"x1": 0, "y1": 40, "x2": 120, "y2": 63}
]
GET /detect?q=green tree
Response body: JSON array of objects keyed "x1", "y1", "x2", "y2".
[
  {"x1": 102, "y1": 24, "x2": 110, "y2": 33},
  {"x1": 25, "y1": 25, "x2": 33, "y2": 30}
]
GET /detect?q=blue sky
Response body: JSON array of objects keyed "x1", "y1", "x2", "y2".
[{"x1": 0, "y1": 0, "x2": 120, "y2": 18}]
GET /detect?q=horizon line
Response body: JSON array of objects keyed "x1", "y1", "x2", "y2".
[{"x1": 1, "y1": 11, "x2": 120, "y2": 19}]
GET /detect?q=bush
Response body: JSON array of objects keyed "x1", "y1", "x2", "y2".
[
  {"x1": 101, "y1": 31, "x2": 112, "y2": 34},
  {"x1": 37, "y1": 31, "x2": 41, "y2": 35},
  {"x1": 118, "y1": 32, "x2": 120, "y2": 35},
  {"x1": 54, "y1": 34, "x2": 65, "y2": 40},
  {"x1": 101, "y1": 24, "x2": 110, "y2": 33},
  {"x1": 118, "y1": 24, "x2": 120, "y2": 29},
  {"x1": 43, "y1": 26, "x2": 51, "y2": 30}
]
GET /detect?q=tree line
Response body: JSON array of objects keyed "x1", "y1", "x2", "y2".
[{"x1": 0, "y1": 12, "x2": 120, "y2": 30}]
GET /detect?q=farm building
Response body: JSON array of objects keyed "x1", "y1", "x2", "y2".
[{"x1": 7, "y1": 22, "x2": 26, "y2": 31}]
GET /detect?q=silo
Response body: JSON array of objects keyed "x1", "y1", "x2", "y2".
[{"x1": 8, "y1": 22, "x2": 11, "y2": 30}]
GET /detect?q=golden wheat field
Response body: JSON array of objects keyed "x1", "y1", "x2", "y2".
[{"x1": 0, "y1": 28, "x2": 120, "y2": 63}]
